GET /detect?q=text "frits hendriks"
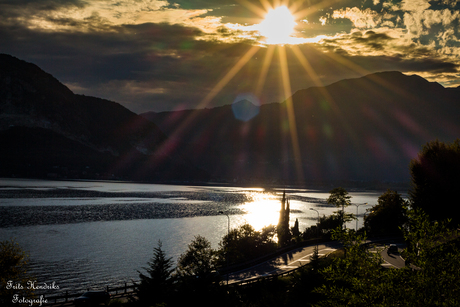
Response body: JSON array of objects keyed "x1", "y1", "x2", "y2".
[{"x1": 7, "y1": 280, "x2": 60, "y2": 290}]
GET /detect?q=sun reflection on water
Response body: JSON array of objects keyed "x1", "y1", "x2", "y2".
[{"x1": 240, "y1": 192, "x2": 281, "y2": 231}]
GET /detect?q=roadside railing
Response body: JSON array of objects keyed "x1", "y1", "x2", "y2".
[
  {"x1": 44, "y1": 239, "x2": 335, "y2": 305},
  {"x1": 44, "y1": 281, "x2": 139, "y2": 306},
  {"x1": 227, "y1": 251, "x2": 330, "y2": 288}
]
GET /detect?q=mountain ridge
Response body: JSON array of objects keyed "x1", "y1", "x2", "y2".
[
  {"x1": 1, "y1": 53, "x2": 459, "y2": 184},
  {"x1": 142, "y1": 70, "x2": 460, "y2": 184},
  {"x1": 0, "y1": 53, "x2": 208, "y2": 181}
]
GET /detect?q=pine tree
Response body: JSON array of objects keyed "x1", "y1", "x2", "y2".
[{"x1": 137, "y1": 240, "x2": 175, "y2": 307}]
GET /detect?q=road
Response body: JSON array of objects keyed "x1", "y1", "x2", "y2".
[
  {"x1": 368, "y1": 241, "x2": 407, "y2": 269},
  {"x1": 226, "y1": 238, "x2": 410, "y2": 284},
  {"x1": 227, "y1": 242, "x2": 341, "y2": 284}
]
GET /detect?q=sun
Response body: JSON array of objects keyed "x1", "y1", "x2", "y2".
[{"x1": 258, "y1": 6, "x2": 297, "y2": 44}]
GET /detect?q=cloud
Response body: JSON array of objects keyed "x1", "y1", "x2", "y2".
[
  {"x1": 401, "y1": 0, "x2": 431, "y2": 12},
  {"x1": 1, "y1": 0, "x2": 459, "y2": 113},
  {"x1": 332, "y1": 7, "x2": 383, "y2": 28},
  {"x1": 0, "y1": 0, "x2": 218, "y2": 34}
]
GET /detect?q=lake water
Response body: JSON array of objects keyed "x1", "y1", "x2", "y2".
[{"x1": 0, "y1": 178, "x2": 385, "y2": 297}]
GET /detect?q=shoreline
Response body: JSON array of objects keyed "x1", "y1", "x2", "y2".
[{"x1": 0, "y1": 176, "x2": 411, "y2": 193}]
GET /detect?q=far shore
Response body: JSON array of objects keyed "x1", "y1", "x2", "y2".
[{"x1": 0, "y1": 176, "x2": 411, "y2": 192}]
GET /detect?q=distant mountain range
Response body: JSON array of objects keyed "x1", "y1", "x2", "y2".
[
  {"x1": 142, "y1": 71, "x2": 460, "y2": 185},
  {"x1": 1, "y1": 53, "x2": 459, "y2": 185},
  {"x1": 0, "y1": 54, "x2": 207, "y2": 181}
]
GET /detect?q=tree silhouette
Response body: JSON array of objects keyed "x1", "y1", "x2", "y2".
[
  {"x1": 177, "y1": 235, "x2": 217, "y2": 281},
  {"x1": 137, "y1": 240, "x2": 175, "y2": 307},
  {"x1": 327, "y1": 187, "x2": 353, "y2": 229},
  {"x1": 410, "y1": 139, "x2": 460, "y2": 225},
  {"x1": 364, "y1": 189, "x2": 407, "y2": 236},
  {"x1": 277, "y1": 191, "x2": 291, "y2": 246},
  {"x1": 176, "y1": 236, "x2": 223, "y2": 307},
  {"x1": 291, "y1": 218, "x2": 300, "y2": 238},
  {"x1": 217, "y1": 224, "x2": 276, "y2": 266}
]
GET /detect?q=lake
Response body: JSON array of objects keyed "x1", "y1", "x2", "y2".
[{"x1": 0, "y1": 178, "x2": 385, "y2": 296}]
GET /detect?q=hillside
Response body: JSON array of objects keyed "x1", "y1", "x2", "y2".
[
  {"x1": 142, "y1": 71, "x2": 460, "y2": 184},
  {"x1": 0, "y1": 54, "x2": 208, "y2": 181},
  {"x1": 2, "y1": 53, "x2": 458, "y2": 185}
]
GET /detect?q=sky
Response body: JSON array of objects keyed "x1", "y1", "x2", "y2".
[{"x1": 1, "y1": 0, "x2": 460, "y2": 113}]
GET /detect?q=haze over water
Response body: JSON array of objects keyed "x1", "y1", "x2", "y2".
[{"x1": 0, "y1": 178, "x2": 384, "y2": 296}]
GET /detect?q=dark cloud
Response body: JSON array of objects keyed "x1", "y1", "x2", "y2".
[
  {"x1": 0, "y1": 0, "x2": 86, "y2": 9},
  {"x1": 1, "y1": 0, "x2": 459, "y2": 113},
  {"x1": 168, "y1": 0, "x2": 324, "y2": 10},
  {"x1": 0, "y1": 0, "x2": 86, "y2": 20},
  {"x1": 347, "y1": 54, "x2": 459, "y2": 74},
  {"x1": 0, "y1": 17, "x2": 269, "y2": 112},
  {"x1": 346, "y1": 30, "x2": 394, "y2": 49},
  {"x1": 398, "y1": 58, "x2": 459, "y2": 73}
]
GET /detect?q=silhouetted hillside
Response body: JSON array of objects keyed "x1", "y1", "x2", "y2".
[
  {"x1": 0, "y1": 54, "x2": 208, "y2": 181},
  {"x1": 2, "y1": 53, "x2": 458, "y2": 185},
  {"x1": 142, "y1": 71, "x2": 460, "y2": 184}
]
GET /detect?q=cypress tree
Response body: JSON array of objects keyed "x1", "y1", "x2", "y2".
[{"x1": 277, "y1": 191, "x2": 291, "y2": 245}]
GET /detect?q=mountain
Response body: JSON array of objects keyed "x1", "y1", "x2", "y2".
[
  {"x1": 2, "y1": 53, "x2": 458, "y2": 185},
  {"x1": 142, "y1": 72, "x2": 460, "y2": 185},
  {"x1": 0, "y1": 54, "x2": 208, "y2": 181}
]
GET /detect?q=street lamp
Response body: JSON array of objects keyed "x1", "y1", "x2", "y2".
[
  {"x1": 310, "y1": 208, "x2": 320, "y2": 222},
  {"x1": 218, "y1": 211, "x2": 230, "y2": 285},
  {"x1": 353, "y1": 203, "x2": 368, "y2": 230}
]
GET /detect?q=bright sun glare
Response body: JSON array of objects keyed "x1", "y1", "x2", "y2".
[
  {"x1": 258, "y1": 6, "x2": 296, "y2": 44},
  {"x1": 241, "y1": 192, "x2": 281, "y2": 230}
]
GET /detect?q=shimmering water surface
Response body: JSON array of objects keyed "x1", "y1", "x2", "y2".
[{"x1": 0, "y1": 178, "x2": 384, "y2": 296}]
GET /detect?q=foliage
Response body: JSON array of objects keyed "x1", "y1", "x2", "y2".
[
  {"x1": 291, "y1": 218, "x2": 300, "y2": 238},
  {"x1": 217, "y1": 223, "x2": 277, "y2": 266},
  {"x1": 327, "y1": 187, "x2": 351, "y2": 210},
  {"x1": 133, "y1": 207, "x2": 460, "y2": 307},
  {"x1": 176, "y1": 235, "x2": 217, "y2": 280},
  {"x1": 277, "y1": 191, "x2": 291, "y2": 246},
  {"x1": 364, "y1": 189, "x2": 408, "y2": 236},
  {"x1": 315, "y1": 208, "x2": 460, "y2": 306},
  {"x1": 409, "y1": 139, "x2": 460, "y2": 225},
  {"x1": 327, "y1": 187, "x2": 354, "y2": 228},
  {"x1": 303, "y1": 214, "x2": 342, "y2": 240},
  {"x1": 0, "y1": 240, "x2": 34, "y2": 306},
  {"x1": 137, "y1": 240, "x2": 175, "y2": 307},
  {"x1": 400, "y1": 208, "x2": 460, "y2": 305},
  {"x1": 175, "y1": 236, "x2": 229, "y2": 307},
  {"x1": 315, "y1": 228, "x2": 388, "y2": 307}
]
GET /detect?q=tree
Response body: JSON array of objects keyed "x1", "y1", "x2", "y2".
[
  {"x1": 291, "y1": 218, "x2": 300, "y2": 238},
  {"x1": 137, "y1": 240, "x2": 175, "y2": 307},
  {"x1": 364, "y1": 189, "x2": 408, "y2": 236},
  {"x1": 303, "y1": 214, "x2": 343, "y2": 240},
  {"x1": 327, "y1": 187, "x2": 353, "y2": 229},
  {"x1": 409, "y1": 139, "x2": 460, "y2": 225},
  {"x1": 0, "y1": 240, "x2": 34, "y2": 307},
  {"x1": 217, "y1": 224, "x2": 276, "y2": 266},
  {"x1": 176, "y1": 235, "x2": 217, "y2": 281},
  {"x1": 315, "y1": 228, "x2": 386, "y2": 307},
  {"x1": 315, "y1": 208, "x2": 460, "y2": 306},
  {"x1": 176, "y1": 236, "x2": 223, "y2": 307},
  {"x1": 401, "y1": 208, "x2": 460, "y2": 305},
  {"x1": 277, "y1": 191, "x2": 291, "y2": 246}
]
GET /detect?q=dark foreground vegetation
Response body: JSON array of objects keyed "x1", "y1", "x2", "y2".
[
  {"x1": 1, "y1": 139, "x2": 460, "y2": 306},
  {"x1": 128, "y1": 207, "x2": 460, "y2": 307}
]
